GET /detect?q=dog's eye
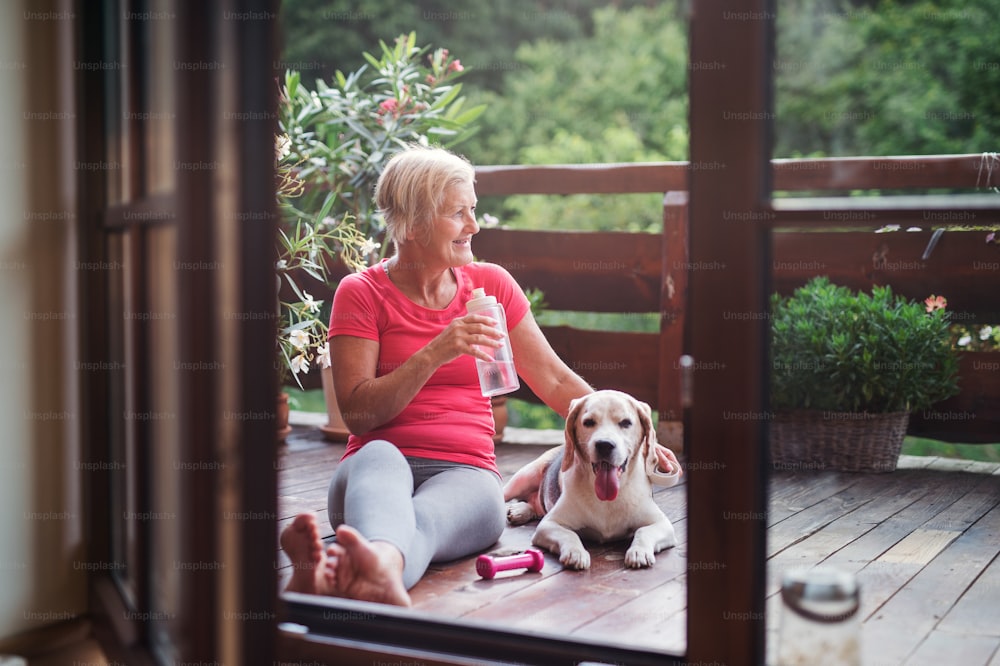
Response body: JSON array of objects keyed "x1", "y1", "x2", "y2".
[
  {"x1": 619, "y1": 418, "x2": 633, "y2": 428},
  {"x1": 582, "y1": 418, "x2": 596, "y2": 428}
]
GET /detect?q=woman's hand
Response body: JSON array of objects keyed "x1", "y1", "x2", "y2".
[
  {"x1": 425, "y1": 313, "x2": 505, "y2": 365},
  {"x1": 655, "y1": 444, "x2": 682, "y2": 477}
]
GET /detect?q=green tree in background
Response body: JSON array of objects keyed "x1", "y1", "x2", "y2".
[
  {"x1": 775, "y1": 0, "x2": 1000, "y2": 158},
  {"x1": 278, "y1": 0, "x2": 654, "y2": 92},
  {"x1": 850, "y1": 0, "x2": 1000, "y2": 157},
  {"x1": 463, "y1": 4, "x2": 688, "y2": 166},
  {"x1": 464, "y1": 3, "x2": 688, "y2": 231}
]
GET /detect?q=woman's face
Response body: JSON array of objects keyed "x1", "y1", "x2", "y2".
[{"x1": 411, "y1": 179, "x2": 479, "y2": 270}]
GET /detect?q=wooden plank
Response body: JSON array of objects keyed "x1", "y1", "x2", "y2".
[
  {"x1": 771, "y1": 194, "x2": 1000, "y2": 230},
  {"x1": 769, "y1": 477, "x2": 930, "y2": 574},
  {"x1": 685, "y1": 3, "x2": 772, "y2": 663},
  {"x1": 859, "y1": 499, "x2": 1000, "y2": 664},
  {"x1": 507, "y1": 328, "x2": 658, "y2": 405},
  {"x1": 474, "y1": 227, "x2": 663, "y2": 313},
  {"x1": 936, "y1": 538, "x2": 1000, "y2": 636},
  {"x1": 819, "y1": 471, "x2": 991, "y2": 621},
  {"x1": 765, "y1": 471, "x2": 953, "y2": 629},
  {"x1": 896, "y1": 454, "x2": 936, "y2": 470},
  {"x1": 659, "y1": 192, "x2": 689, "y2": 444},
  {"x1": 772, "y1": 154, "x2": 991, "y2": 193},
  {"x1": 904, "y1": 631, "x2": 1000, "y2": 666},
  {"x1": 472, "y1": 155, "x2": 991, "y2": 197},
  {"x1": 534, "y1": 327, "x2": 658, "y2": 405},
  {"x1": 877, "y1": 528, "x2": 961, "y2": 565},
  {"x1": 771, "y1": 230, "x2": 1000, "y2": 322},
  {"x1": 474, "y1": 162, "x2": 688, "y2": 196},
  {"x1": 921, "y1": 474, "x2": 1000, "y2": 532},
  {"x1": 767, "y1": 472, "x2": 913, "y2": 557},
  {"x1": 820, "y1": 472, "x2": 996, "y2": 573},
  {"x1": 278, "y1": 495, "x2": 329, "y2": 521},
  {"x1": 573, "y1": 575, "x2": 688, "y2": 654},
  {"x1": 767, "y1": 471, "x2": 866, "y2": 526}
]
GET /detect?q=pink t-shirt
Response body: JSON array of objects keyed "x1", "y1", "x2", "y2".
[{"x1": 328, "y1": 261, "x2": 530, "y2": 475}]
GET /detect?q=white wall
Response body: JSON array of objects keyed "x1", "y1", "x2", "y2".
[{"x1": 0, "y1": 0, "x2": 85, "y2": 641}]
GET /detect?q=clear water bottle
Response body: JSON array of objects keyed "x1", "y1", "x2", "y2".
[
  {"x1": 777, "y1": 567, "x2": 861, "y2": 666},
  {"x1": 466, "y1": 287, "x2": 520, "y2": 397}
]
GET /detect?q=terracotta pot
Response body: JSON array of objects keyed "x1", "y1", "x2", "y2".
[
  {"x1": 276, "y1": 392, "x2": 292, "y2": 443},
  {"x1": 320, "y1": 364, "x2": 351, "y2": 442}
]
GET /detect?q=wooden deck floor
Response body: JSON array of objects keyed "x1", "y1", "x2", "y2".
[{"x1": 277, "y1": 419, "x2": 1000, "y2": 665}]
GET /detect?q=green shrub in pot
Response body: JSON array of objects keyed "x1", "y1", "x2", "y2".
[{"x1": 770, "y1": 277, "x2": 960, "y2": 414}]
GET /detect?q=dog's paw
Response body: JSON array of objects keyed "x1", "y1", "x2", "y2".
[
  {"x1": 624, "y1": 546, "x2": 656, "y2": 569},
  {"x1": 506, "y1": 501, "x2": 535, "y2": 526},
  {"x1": 559, "y1": 546, "x2": 591, "y2": 570}
]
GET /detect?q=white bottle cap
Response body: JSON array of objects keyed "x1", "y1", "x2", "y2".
[{"x1": 466, "y1": 287, "x2": 497, "y2": 313}]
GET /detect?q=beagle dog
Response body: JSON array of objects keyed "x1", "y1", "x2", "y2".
[{"x1": 503, "y1": 390, "x2": 681, "y2": 570}]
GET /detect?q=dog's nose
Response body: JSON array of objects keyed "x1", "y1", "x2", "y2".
[{"x1": 594, "y1": 439, "x2": 616, "y2": 458}]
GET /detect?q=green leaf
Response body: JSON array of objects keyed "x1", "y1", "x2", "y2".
[{"x1": 452, "y1": 104, "x2": 487, "y2": 126}]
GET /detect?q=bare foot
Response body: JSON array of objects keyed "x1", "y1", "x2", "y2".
[
  {"x1": 280, "y1": 513, "x2": 335, "y2": 595},
  {"x1": 326, "y1": 524, "x2": 412, "y2": 607}
]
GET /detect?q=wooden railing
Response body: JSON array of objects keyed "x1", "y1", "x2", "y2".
[{"x1": 296, "y1": 154, "x2": 1000, "y2": 445}]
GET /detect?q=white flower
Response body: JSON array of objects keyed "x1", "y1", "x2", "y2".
[
  {"x1": 315, "y1": 343, "x2": 331, "y2": 369},
  {"x1": 980, "y1": 326, "x2": 994, "y2": 341},
  {"x1": 275, "y1": 134, "x2": 291, "y2": 162},
  {"x1": 957, "y1": 335, "x2": 972, "y2": 347},
  {"x1": 481, "y1": 213, "x2": 499, "y2": 228},
  {"x1": 302, "y1": 291, "x2": 320, "y2": 313},
  {"x1": 906, "y1": 226, "x2": 922, "y2": 232},
  {"x1": 275, "y1": 259, "x2": 287, "y2": 270},
  {"x1": 290, "y1": 353, "x2": 310, "y2": 375},
  {"x1": 288, "y1": 329, "x2": 310, "y2": 350},
  {"x1": 359, "y1": 238, "x2": 381, "y2": 255},
  {"x1": 321, "y1": 216, "x2": 337, "y2": 227}
]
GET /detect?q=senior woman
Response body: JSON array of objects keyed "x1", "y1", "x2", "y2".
[{"x1": 280, "y1": 145, "x2": 594, "y2": 606}]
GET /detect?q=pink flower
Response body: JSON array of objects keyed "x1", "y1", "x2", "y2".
[
  {"x1": 924, "y1": 295, "x2": 947, "y2": 313},
  {"x1": 378, "y1": 99, "x2": 398, "y2": 115},
  {"x1": 448, "y1": 59, "x2": 464, "y2": 73}
]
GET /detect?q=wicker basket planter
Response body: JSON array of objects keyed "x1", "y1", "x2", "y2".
[{"x1": 770, "y1": 410, "x2": 910, "y2": 473}]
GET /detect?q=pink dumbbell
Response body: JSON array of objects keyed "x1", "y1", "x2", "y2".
[{"x1": 476, "y1": 548, "x2": 545, "y2": 579}]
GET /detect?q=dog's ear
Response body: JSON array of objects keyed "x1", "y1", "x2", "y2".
[
  {"x1": 630, "y1": 395, "x2": 659, "y2": 473},
  {"x1": 562, "y1": 395, "x2": 587, "y2": 472}
]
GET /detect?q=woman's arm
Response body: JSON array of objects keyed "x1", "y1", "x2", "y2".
[
  {"x1": 509, "y1": 310, "x2": 593, "y2": 418},
  {"x1": 510, "y1": 310, "x2": 682, "y2": 470},
  {"x1": 331, "y1": 313, "x2": 505, "y2": 434}
]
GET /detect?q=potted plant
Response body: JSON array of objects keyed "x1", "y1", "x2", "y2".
[
  {"x1": 769, "y1": 276, "x2": 960, "y2": 472},
  {"x1": 274, "y1": 141, "x2": 371, "y2": 442},
  {"x1": 275, "y1": 33, "x2": 485, "y2": 441}
]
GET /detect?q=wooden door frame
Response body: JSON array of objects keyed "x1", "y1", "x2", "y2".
[
  {"x1": 685, "y1": 1, "x2": 773, "y2": 663},
  {"x1": 80, "y1": 1, "x2": 279, "y2": 663}
]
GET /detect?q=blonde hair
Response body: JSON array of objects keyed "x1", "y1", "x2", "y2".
[{"x1": 374, "y1": 145, "x2": 475, "y2": 246}]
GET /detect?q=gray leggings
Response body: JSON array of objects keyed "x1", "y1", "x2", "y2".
[{"x1": 327, "y1": 439, "x2": 506, "y2": 589}]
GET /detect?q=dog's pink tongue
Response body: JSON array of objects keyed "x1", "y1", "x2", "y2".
[{"x1": 595, "y1": 463, "x2": 620, "y2": 501}]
